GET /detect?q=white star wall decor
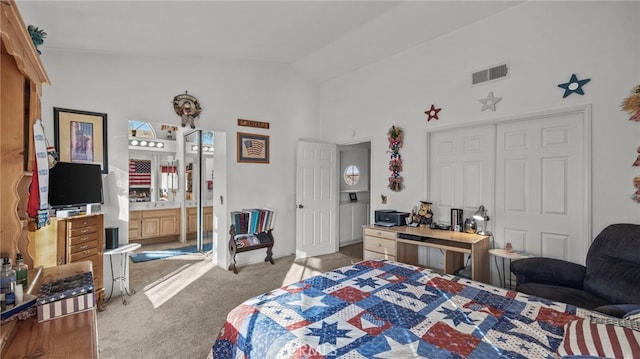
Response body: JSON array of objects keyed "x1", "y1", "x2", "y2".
[{"x1": 479, "y1": 92, "x2": 502, "y2": 112}]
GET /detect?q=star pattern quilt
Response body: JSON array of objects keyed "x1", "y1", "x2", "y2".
[{"x1": 211, "y1": 259, "x2": 603, "y2": 358}]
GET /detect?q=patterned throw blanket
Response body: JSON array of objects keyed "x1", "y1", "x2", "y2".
[{"x1": 212, "y1": 259, "x2": 604, "y2": 358}]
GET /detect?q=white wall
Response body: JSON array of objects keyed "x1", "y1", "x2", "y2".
[
  {"x1": 318, "y1": 2, "x2": 640, "y2": 237},
  {"x1": 36, "y1": 49, "x2": 318, "y2": 293}
]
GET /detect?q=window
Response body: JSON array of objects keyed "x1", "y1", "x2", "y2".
[
  {"x1": 129, "y1": 120, "x2": 155, "y2": 138},
  {"x1": 344, "y1": 165, "x2": 360, "y2": 186}
]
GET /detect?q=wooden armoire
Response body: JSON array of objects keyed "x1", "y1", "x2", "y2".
[{"x1": 1, "y1": 0, "x2": 51, "y2": 268}]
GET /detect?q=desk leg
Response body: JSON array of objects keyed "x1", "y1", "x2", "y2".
[
  {"x1": 444, "y1": 252, "x2": 464, "y2": 276},
  {"x1": 396, "y1": 242, "x2": 418, "y2": 265},
  {"x1": 502, "y1": 258, "x2": 507, "y2": 289}
]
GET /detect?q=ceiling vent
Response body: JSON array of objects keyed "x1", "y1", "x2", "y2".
[{"x1": 471, "y1": 62, "x2": 509, "y2": 86}]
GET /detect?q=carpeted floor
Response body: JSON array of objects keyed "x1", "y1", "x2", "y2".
[{"x1": 97, "y1": 242, "x2": 363, "y2": 359}]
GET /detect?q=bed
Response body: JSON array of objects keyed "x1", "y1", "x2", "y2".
[{"x1": 211, "y1": 259, "x2": 639, "y2": 358}]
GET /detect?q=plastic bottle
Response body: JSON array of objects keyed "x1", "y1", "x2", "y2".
[
  {"x1": 0, "y1": 257, "x2": 16, "y2": 308},
  {"x1": 15, "y1": 252, "x2": 28, "y2": 289}
]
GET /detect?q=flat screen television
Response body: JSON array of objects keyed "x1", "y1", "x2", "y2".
[{"x1": 48, "y1": 162, "x2": 104, "y2": 209}]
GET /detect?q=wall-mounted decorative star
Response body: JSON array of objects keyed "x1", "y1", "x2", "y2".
[
  {"x1": 424, "y1": 104, "x2": 441, "y2": 122},
  {"x1": 557, "y1": 74, "x2": 591, "y2": 98},
  {"x1": 479, "y1": 92, "x2": 502, "y2": 112}
]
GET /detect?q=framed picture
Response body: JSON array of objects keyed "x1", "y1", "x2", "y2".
[
  {"x1": 54, "y1": 107, "x2": 108, "y2": 173},
  {"x1": 349, "y1": 193, "x2": 358, "y2": 202},
  {"x1": 237, "y1": 132, "x2": 269, "y2": 164}
]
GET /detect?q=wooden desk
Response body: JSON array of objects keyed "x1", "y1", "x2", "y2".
[
  {"x1": 363, "y1": 225, "x2": 490, "y2": 283},
  {"x1": 1, "y1": 262, "x2": 98, "y2": 358}
]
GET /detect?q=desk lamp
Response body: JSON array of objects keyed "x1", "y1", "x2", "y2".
[{"x1": 473, "y1": 205, "x2": 491, "y2": 236}]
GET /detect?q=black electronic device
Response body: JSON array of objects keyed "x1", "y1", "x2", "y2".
[
  {"x1": 105, "y1": 227, "x2": 119, "y2": 249},
  {"x1": 48, "y1": 162, "x2": 104, "y2": 209},
  {"x1": 374, "y1": 210, "x2": 409, "y2": 227}
]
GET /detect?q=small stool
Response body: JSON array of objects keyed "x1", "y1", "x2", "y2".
[{"x1": 104, "y1": 243, "x2": 142, "y2": 305}]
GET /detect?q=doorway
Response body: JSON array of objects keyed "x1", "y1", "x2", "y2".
[
  {"x1": 338, "y1": 141, "x2": 371, "y2": 247},
  {"x1": 294, "y1": 139, "x2": 371, "y2": 259},
  {"x1": 127, "y1": 123, "x2": 228, "y2": 266}
]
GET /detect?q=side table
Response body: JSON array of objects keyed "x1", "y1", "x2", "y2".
[
  {"x1": 104, "y1": 243, "x2": 141, "y2": 305},
  {"x1": 488, "y1": 248, "x2": 534, "y2": 289}
]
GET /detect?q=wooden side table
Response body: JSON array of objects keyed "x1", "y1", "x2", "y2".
[{"x1": 489, "y1": 248, "x2": 534, "y2": 289}]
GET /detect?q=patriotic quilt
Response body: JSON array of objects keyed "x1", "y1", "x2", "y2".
[{"x1": 211, "y1": 259, "x2": 606, "y2": 358}]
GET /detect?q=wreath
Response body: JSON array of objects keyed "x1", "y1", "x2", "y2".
[
  {"x1": 387, "y1": 126, "x2": 404, "y2": 192},
  {"x1": 622, "y1": 85, "x2": 640, "y2": 122}
]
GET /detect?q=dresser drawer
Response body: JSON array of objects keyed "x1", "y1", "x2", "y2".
[
  {"x1": 363, "y1": 250, "x2": 396, "y2": 261},
  {"x1": 69, "y1": 240, "x2": 98, "y2": 254},
  {"x1": 141, "y1": 208, "x2": 178, "y2": 218},
  {"x1": 69, "y1": 225, "x2": 98, "y2": 238},
  {"x1": 69, "y1": 247, "x2": 98, "y2": 262},
  {"x1": 68, "y1": 232, "x2": 98, "y2": 246},
  {"x1": 68, "y1": 216, "x2": 100, "y2": 229},
  {"x1": 364, "y1": 236, "x2": 397, "y2": 256},
  {"x1": 363, "y1": 228, "x2": 397, "y2": 240}
]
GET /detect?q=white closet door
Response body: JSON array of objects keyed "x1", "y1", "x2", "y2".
[
  {"x1": 430, "y1": 125, "x2": 496, "y2": 224},
  {"x1": 428, "y1": 126, "x2": 495, "y2": 268},
  {"x1": 495, "y1": 110, "x2": 589, "y2": 264}
]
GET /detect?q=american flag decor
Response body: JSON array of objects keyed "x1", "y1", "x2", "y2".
[
  {"x1": 129, "y1": 159, "x2": 151, "y2": 186},
  {"x1": 237, "y1": 132, "x2": 269, "y2": 163},
  {"x1": 243, "y1": 139, "x2": 265, "y2": 156}
]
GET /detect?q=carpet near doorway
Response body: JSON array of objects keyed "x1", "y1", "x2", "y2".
[
  {"x1": 97, "y1": 242, "x2": 363, "y2": 359},
  {"x1": 130, "y1": 242, "x2": 214, "y2": 263}
]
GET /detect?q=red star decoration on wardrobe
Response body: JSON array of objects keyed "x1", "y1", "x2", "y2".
[{"x1": 425, "y1": 105, "x2": 441, "y2": 122}]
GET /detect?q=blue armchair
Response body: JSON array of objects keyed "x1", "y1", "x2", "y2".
[{"x1": 510, "y1": 223, "x2": 640, "y2": 317}]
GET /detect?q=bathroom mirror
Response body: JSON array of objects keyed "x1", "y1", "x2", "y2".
[{"x1": 183, "y1": 129, "x2": 215, "y2": 252}]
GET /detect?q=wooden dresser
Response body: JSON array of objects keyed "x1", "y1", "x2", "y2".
[
  {"x1": 363, "y1": 226, "x2": 397, "y2": 261},
  {"x1": 31, "y1": 214, "x2": 106, "y2": 309},
  {"x1": 54, "y1": 214, "x2": 105, "y2": 309}
]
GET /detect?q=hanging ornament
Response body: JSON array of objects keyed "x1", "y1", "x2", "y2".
[
  {"x1": 479, "y1": 92, "x2": 502, "y2": 112},
  {"x1": 386, "y1": 126, "x2": 404, "y2": 192},
  {"x1": 173, "y1": 91, "x2": 203, "y2": 129},
  {"x1": 424, "y1": 104, "x2": 441, "y2": 122},
  {"x1": 557, "y1": 74, "x2": 591, "y2": 98}
]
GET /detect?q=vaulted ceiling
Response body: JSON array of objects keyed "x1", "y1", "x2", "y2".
[{"x1": 22, "y1": 1, "x2": 522, "y2": 82}]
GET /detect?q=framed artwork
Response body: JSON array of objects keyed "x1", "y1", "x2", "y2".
[
  {"x1": 349, "y1": 193, "x2": 358, "y2": 202},
  {"x1": 237, "y1": 132, "x2": 269, "y2": 164},
  {"x1": 54, "y1": 107, "x2": 108, "y2": 173}
]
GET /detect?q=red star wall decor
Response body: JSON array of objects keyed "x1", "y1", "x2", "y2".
[{"x1": 425, "y1": 104, "x2": 441, "y2": 122}]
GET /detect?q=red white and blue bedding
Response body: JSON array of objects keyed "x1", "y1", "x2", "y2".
[{"x1": 211, "y1": 259, "x2": 603, "y2": 358}]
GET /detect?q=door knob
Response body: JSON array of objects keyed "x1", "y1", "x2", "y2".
[{"x1": 298, "y1": 204, "x2": 304, "y2": 209}]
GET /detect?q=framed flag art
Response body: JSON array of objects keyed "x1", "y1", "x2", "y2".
[{"x1": 237, "y1": 132, "x2": 269, "y2": 164}]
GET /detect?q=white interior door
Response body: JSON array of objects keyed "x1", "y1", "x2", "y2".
[
  {"x1": 495, "y1": 109, "x2": 589, "y2": 264},
  {"x1": 296, "y1": 141, "x2": 338, "y2": 258}
]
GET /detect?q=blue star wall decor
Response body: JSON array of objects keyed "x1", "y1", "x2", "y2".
[
  {"x1": 557, "y1": 74, "x2": 591, "y2": 98},
  {"x1": 424, "y1": 104, "x2": 441, "y2": 122},
  {"x1": 479, "y1": 92, "x2": 502, "y2": 112}
]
